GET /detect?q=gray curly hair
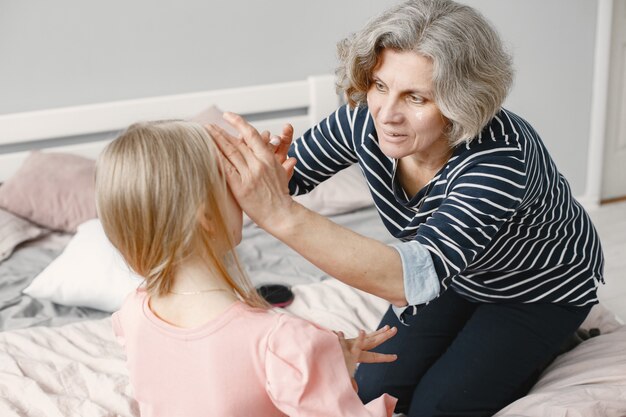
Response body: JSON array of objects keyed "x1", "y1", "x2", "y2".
[{"x1": 336, "y1": 0, "x2": 514, "y2": 146}]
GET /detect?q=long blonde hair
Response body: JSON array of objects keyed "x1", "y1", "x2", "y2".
[{"x1": 95, "y1": 120, "x2": 267, "y2": 308}]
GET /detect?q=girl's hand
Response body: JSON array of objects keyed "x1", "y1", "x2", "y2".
[{"x1": 335, "y1": 325, "x2": 398, "y2": 378}]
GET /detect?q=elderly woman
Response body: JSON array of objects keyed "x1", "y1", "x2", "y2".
[{"x1": 208, "y1": 0, "x2": 604, "y2": 415}]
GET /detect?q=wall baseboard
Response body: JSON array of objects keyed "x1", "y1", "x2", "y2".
[{"x1": 585, "y1": 0, "x2": 614, "y2": 207}]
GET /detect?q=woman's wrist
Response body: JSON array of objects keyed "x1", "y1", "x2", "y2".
[{"x1": 259, "y1": 199, "x2": 311, "y2": 239}]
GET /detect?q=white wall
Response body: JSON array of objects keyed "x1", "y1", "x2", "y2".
[
  {"x1": 465, "y1": 0, "x2": 597, "y2": 199},
  {"x1": 0, "y1": 0, "x2": 396, "y2": 112},
  {"x1": 0, "y1": 0, "x2": 598, "y2": 196}
]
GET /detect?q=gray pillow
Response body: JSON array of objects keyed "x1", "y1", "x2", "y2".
[{"x1": 0, "y1": 207, "x2": 48, "y2": 262}]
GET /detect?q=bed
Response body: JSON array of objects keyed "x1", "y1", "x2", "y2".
[{"x1": 0, "y1": 76, "x2": 625, "y2": 417}]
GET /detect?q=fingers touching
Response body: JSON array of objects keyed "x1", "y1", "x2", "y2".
[{"x1": 223, "y1": 112, "x2": 272, "y2": 156}]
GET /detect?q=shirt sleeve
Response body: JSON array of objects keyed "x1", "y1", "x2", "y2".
[
  {"x1": 390, "y1": 241, "x2": 440, "y2": 311},
  {"x1": 288, "y1": 105, "x2": 361, "y2": 196},
  {"x1": 265, "y1": 314, "x2": 396, "y2": 417},
  {"x1": 415, "y1": 148, "x2": 528, "y2": 284},
  {"x1": 111, "y1": 311, "x2": 126, "y2": 347}
]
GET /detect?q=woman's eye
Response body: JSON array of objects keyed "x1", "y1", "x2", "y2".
[
  {"x1": 374, "y1": 81, "x2": 385, "y2": 91},
  {"x1": 408, "y1": 95, "x2": 424, "y2": 104}
]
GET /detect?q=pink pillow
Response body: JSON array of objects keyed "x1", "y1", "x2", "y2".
[
  {"x1": 188, "y1": 104, "x2": 238, "y2": 136},
  {"x1": 0, "y1": 207, "x2": 48, "y2": 261},
  {"x1": 0, "y1": 152, "x2": 97, "y2": 232}
]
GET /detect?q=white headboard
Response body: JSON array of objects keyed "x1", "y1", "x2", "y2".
[{"x1": 0, "y1": 75, "x2": 338, "y2": 182}]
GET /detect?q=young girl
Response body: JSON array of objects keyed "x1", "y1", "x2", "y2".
[{"x1": 95, "y1": 120, "x2": 397, "y2": 417}]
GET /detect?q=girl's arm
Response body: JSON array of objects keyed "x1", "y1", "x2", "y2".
[{"x1": 265, "y1": 314, "x2": 397, "y2": 417}]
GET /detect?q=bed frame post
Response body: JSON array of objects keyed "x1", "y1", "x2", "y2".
[{"x1": 308, "y1": 75, "x2": 339, "y2": 127}]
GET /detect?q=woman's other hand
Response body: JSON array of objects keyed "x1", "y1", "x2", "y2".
[
  {"x1": 261, "y1": 123, "x2": 295, "y2": 179},
  {"x1": 270, "y1": 123, "x2": 295, "y2": 178}
]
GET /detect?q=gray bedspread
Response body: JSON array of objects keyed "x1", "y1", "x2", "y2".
[{"x1": 240, "y1": 206, "x2": 395, "y2": 288}]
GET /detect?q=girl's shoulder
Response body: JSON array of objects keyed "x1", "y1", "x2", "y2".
[
  {"x1": 115, "y1": 287, "x2": 147, "y2": 316},
  {"x1": 265, "y1": 310, "x2": 334, "y2": 347},
  {"x1": 111, "y1": 288, "x2": 147, "y2": 346}
]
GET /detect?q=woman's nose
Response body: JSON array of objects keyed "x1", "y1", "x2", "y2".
[{"x1": 378, "y1": 98, "x2": 403, "y2": 124}]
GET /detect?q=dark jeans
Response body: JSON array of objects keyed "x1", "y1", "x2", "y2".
[{"x1": 355, "y1": 289, "x2": 591, "y2": 417}]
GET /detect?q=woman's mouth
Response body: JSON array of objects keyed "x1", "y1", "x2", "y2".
[{"x1": 381, "y1": 130, "x2": 407, "y2": 143}]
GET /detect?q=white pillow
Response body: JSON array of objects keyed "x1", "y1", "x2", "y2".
[{"x1": 23, "y1": 219, "x2": 143, "y2": 312}]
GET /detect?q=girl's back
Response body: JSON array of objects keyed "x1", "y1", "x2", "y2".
[{"x1": 113, "y1": 289, "x2": 395, "y2": 417}]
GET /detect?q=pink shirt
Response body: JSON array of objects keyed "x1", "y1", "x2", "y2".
[{"x1": 112, "y1": 289, "x2": 396, "y2": 417}]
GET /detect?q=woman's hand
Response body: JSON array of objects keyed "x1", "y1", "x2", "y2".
[
  {"x1": 206, "y1": 113, "x2": 298, "y2": 230},
  {"x1": 336, "y1": 325, "x2": 398, "y2": 378},
  {"x1": 271, "y1": 123, "x2": 295, "y2": 177},
  {"x1": 260, "y1": 123, "x2": 295, "y2": 177}
]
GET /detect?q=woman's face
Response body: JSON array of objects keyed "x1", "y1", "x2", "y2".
[{"x1": 366, "y1": 49, "x2": 449, "y2": 161}]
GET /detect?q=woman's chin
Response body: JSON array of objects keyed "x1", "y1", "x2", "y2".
[{"x1": 379, "y1": 142, "x2": 410, "y2": 160}]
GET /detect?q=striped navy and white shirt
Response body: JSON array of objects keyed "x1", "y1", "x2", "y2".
[{"x1": 288, "y1": 105, "x2": 604, "y2": 308}]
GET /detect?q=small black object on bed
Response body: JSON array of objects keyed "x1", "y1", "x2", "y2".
[{"x1": 256, "y1": 284, "x2": 294, "y2": 308}]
